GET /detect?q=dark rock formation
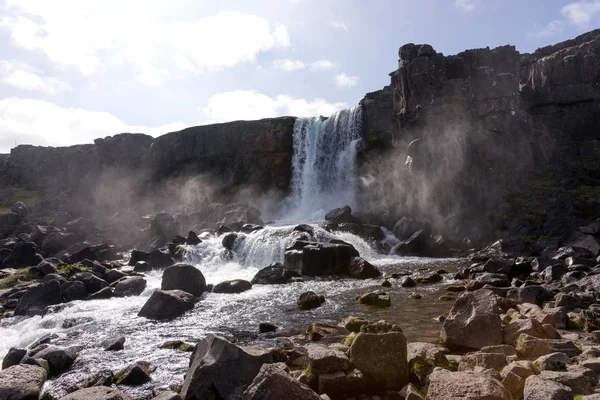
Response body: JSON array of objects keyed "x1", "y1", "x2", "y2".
[
  {"x1": 138, "y1": 289, "x2": 195, "y2": 319},
  {"x1": 161, "y1": 264, "x2": 206, "y2": 296}
]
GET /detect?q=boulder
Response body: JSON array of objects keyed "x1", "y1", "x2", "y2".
[
  {"x1": 538, "y1": 369, "x2": 595, "y2": 395},
  {"x1": 41, "y1": 232, "x2": 80, "y2": 255},
  {"x1": 138, "y1": 289, "x2": 195, "y2": 320},
  {"x1": 516, "y1": 334, "x2": 580, "y2": 359},
  {"x1": 212, "y1": 279, "x2": 252, "y2": 294},
  {"x1": 285, "y1": 242, "x2": 357, "y2": 276},
  {"x1": 34, "y1": 346, "x2": 77, "y2": 377},
  {"x1": 297, "y1": 291, "x2": 325, "y2": 310},
  {"x1": 102, "y1": 336, "x2": 125, "y2": 351},
  {"x1": 251, "y1": 263, "x2": 300, "y2": 284},
  {"x1": 401, "y1": 276, "x2": 417, "y2": 287},
  {"x1": 259, "y1": 322, "x2": 278, "y2": 333},
  {"x1": 534, "y1": 352, "x2": 570, "y2": 371},
  {"x1": 347, "y1": 257, "x2": 381, "y2": 279},
  {"x1": 307, "y1": 322, "x2": 341, "y2": 341},
  {"x1": 501, "y1": 360, "x2": 539, "y2": 398},
  {"x1": 427, "y1": 368, "x2": 511, "y2": 400},
  {"x1": 306, "y1": 344, "x2": 349, "y2": 375},
  {"x1": 357, "y1": 291, "x2": 391, "y2": 307},
  {"x1": 348, "y1": 321, "x2": 408, "y2": 390},
  {"x1": 241, "y1": 363, "x2": 321, "y2": 400},
  {"x1": 441, "y1": 289, "x2": 502, "y2": 350},
  {"x1": 523, "y1": 374, "x2": 573, "y2": 400},
  {"x1": 87, "y1": 287, "x2": 113, "y2": 300},
  {"x1": 61, "y1": 281, "x2": 88, "y2": 302},
  {"x1": 61, "y1": 386, "x2": 133, "y2": 400},
  {"x1": 325, "y1": 206, "x2": 355, "y2": 224},
  {"x1": 129, "y1": 250, "x2": 150, "y2": 266},
  {"x1": 114, "y1": 277, "x2": 147, "y2": 297},
  {"x1": 106, "y1": 269, "x2": 126, "y2": 283},
  {"x1": 114, "y1": 361, "x2": 152, "y2": 385},
  {"x1": 133, "y1": 261, "x2": 150, "y2": 272},
  {"x1": 14, "y1": 280, "x2": 63, "y2": 316},
  {"x1": 180, "y1": 334, "x2": 274, "y2": 400},
  {"x1": 73, "y1": 272, "x2": 109, "y2": 294},
  {"x1": 507, "y1": 286, "x2": 553, "y2": 307},
  {"x1": 318, "y1": 369, "x2": 367, "y2": 400},
  {"x1": 503, "y1": 316, "x2": 550, "y2": 345},
  {"x1": 147, "y1": 249, "x2": 174, "y2": 269},
  {"x1": 222, "y1": 233, "x2": 238, "y2": 250},
  {"x1": 2, "y1": 347, "x2": 27, "y2": 370},
  {"x1": 161, "y1": 264, "x2": 206, "y2": 296},
  {"x1": 0, "y1": 364, "x2": 47, "y2": 400}
]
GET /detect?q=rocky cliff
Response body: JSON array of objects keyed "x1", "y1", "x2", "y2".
[{"x1": 358, "y1": 29, "x2": 600, "y2": 244}]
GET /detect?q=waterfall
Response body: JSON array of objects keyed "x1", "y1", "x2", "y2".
[{"x1": 285, "y1": 106, "x2": 363, "y2": 222}]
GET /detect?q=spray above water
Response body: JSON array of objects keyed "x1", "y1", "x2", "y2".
[{"x1": 284, "y1": 106, "x2": 363, "y2": 222}]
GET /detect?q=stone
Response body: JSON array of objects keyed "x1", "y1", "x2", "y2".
[
  {"x1": 507, "y1": 285, "x2": 553, "y2": 307},
  {"x1": 87, "y1": 287, "x2": 113, "y2": 300},
  {"x1": 61, "y1": 281, "x2": 88, "y2": 302},
  {"x1": 426, "y1": 368, "x2": 511, "y2": 400},
  {"x1": 317, "y1": 369, "x2": 366, "y2": 400},
  {"x1": 102, "y1": 336, "x2": 125, "y2": 351},
  {"x1": 469, "y1": 273, "x2": 510, "y2": 289},
  {"x1": 114, "y1": 361, "x2": 152, "y2": 385},
  {"x1": 501, "y1": 361, "x2": 538, "y2": 399},
  {"x1": 251, "y1": 262, "x2": 300, "y2": 284},
  {"x1": 347, "y1": 257, "x2": 381, "y2": 279},
  {"x1": 61, "y1": 386, "x2": 133, "y2": 400},
  {"x1": 406, "y1": 342, "x2": 447, "y2": 366},
  {"x1": 284, "y1": 242, "x2": 358, "y2": 276},
  {"x1": 503, "y1": 316, "x2": 550, "y2": 345},
  {"x1": 463, "y1": 352, "x2": 508, "y2": 370},
  {"x1": 181, "y1": 334, "x2": 274, "y2": 400},
  {"x1": 306, "y1": 344, "x2": 349, "y2": 375},
  {"x1": 147, "y1": 249, "x2": 174, "y2": 269},
  {"x1": 325, "y1": 206, "x2": 355, "y2": 224},
  {"x1": 523, "y1": 375, "x2": 573, "y2": 400},
  {"x1": 348, "y1": 323, "x2": 408, "y2": 390},
  {"x1": 539, "y1": 370, "x2": 595, "y2": 395},
  {"x1": 2, "y1": 347, "x2": 26, "y2": 369},
  {"x1": 581, "y1": 357, "x2": 600, "y2": 374},
  {"x1": 114, "y1": 276, "x2": 147, "y2": 297},
  {"x1": 516, "y1": 334, "x2": 580, "y2": 359},
  {"x1": 440, "y1": 289, "x2": 502, "y2": 350},
  {"x1": 133, "y1": 261, "x2": 150, "y2": 272},
  {"x1": 241, "y1": 363, "x2": 321, "y2": 400},
  {"x1": 342, "y1": 316, "x2": 368, "y2": 333},
  {"x1": 401, "y1": 276, "x2": 416, "y2": 287},
  {"x1": 73, "y1": 272, "x2": 109, "y2": 294},
  {"x1": 14, "y1": 280, "x2": 63, "y2": 316},
  {"x1": 297, "y1": 291, "x2": 325, "y2": 310},
  {"x1": 34, "y1": 346, "x2": 77, "y2": 377},
  {"x1": 481, "y1": 344, "x2": 517, "y2": 356},
  {"x1": 307, "y1": 322, "x2": 340, "y2": 341},
  {"x1": 356, "y1": 291, "x2": 391, "y2": 307},
  {"x1": 0, "y1": 364, "x2": 47, "y2": 400},
  {"x1": 212, "y1": 279, "x2": 252, "y2": 294},
  {"x1": 105, "y1": 269, "x2": 126, "y2": 283},
  {"x1": 161, "y1": 264, "x2": 206, "y2": 296},
  {"x1": 138, "y1": 289, "x2": 195, "y2": 319},
  {"x1": 534, "y1": 352, "x2": 570, "y2": 371},
  {"x1": 259, "y1": 322, "x2": 278, "y2": 333}
]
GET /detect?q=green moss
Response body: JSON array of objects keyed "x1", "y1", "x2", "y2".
[
  {"x1": 0, "y1": 268, "x2": 36, "y2": 289},
  {"x1": 409, "y1": 357, "x2": 436, "y2": 387},
  {"x1": 0, "y1": 187, "x2": 42, "y2": 214},
  {"x1": 302, "y1": 363, "x2": 313, "y2": 379},
  {"x1": 574, "y1": 395, "x2": 584, "y2": 400},
  {"x1": 55, "y1": 264, "x2": 88, "y2": 276},
  {"x1": 344, "y1": 332, "x2": 357, "y2": 346},
  {"x1": 160, "y1": 340, "x2": 194, "y2": 352},
  {"x1": 574, "y1": 343, "x2": 583, "y2": 353},
  {"x1": 567, "y1": 318, "x2": 583, "y2": 331}
]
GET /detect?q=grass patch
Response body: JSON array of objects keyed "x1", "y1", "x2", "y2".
[
  {"x1": 344, "y1": 332, "x2": 357, "y2": 346},
  {"x1": 0, "y1": 187, "x2": 42, "y2": 214},
  {"x1": 160, "y1": 340, "x2": 194, "y2": 352},
  {"x1": 0, "y1": 268, "x2": 36, "y2": 289},
  {"x1": 574, "y1": 343, "x2": 583, "y2": 353},
  {"x1": 568, "y1": 318, "x2": 583, "y2": 331},
  {"x1": 55, "y1": 264, "x2": 88, "y2": 276},
  {"x1": 302, "y1": 363, "x2": 313, "y2": 379}
]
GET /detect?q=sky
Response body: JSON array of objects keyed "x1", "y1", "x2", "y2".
[{"x1": 0, "y1": 0, "x2": 598, "y2": 153}]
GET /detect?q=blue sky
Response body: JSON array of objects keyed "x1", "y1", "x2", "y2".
[{"x1": 0, "y1": 0, "x2": 598, "y2": 152}]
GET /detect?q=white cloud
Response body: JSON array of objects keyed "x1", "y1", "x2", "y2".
[
  {"x1": 201, "y1": 90, "x2": 348, "y2": 122},
  {"x1": 331, "y1": 20, "x2": 348, "y2": 32},
  {"x1": 1, "y1": 1, "x2": 290, "y2": 83},
  {"x1": 529, "y1": 20, "x2": 566, "y2": 38},
  {"x1": 561, "y1": 0, "x2": 600, "y2": 29},
  {"x1": 273, "y1": 59, "x2": 306, "y2": 71},
  {"x1": 0, "y1": 60, "x2": 72, "y2": 95},
  {"x1": 334, "y1": 73, "x2": 359, "y2": 88},
  {"x1": 0, "y1": 97, "x2": 187, "y2": 152},
  {"x1": 454, "y1": 0, "x2": 477, "y2": 12},
  {"x1": 309, "y1": 59, "x2": 336, "y2": 71}
]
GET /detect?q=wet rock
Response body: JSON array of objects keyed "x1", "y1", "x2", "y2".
[
  {"x1": 147, "y1": 249, "x2": 174, "y2": 269},
  {"x1": 35, "y1": 346, "x2": 77, "y2": 377},
  {"x1": 242, "y1": 363, "x2": 320, "y2": 400},
  {"x1": 401, "y1": 276, "x2": 416, "y2": 287},
  {"x1": 297, "y1": 291, "x2": 325, "y2": 310},
  {"x1": 285, "y1": 242, "x2": 358, "y2": 276},
  {"x1": 138, "y1": 289, "x2": 195, "y2": 320},
  {"x1": 186, "y1": 231, "x2": 201, "y2": 246},
  {"x1": 61, "y1": 281, "x2": 88, "y2": 302},
  {"x1": 105, "y1": 269, "x2": 126, "y2": 283},
  {"x1": 348, "y1": 321, "x2": 407, "y2": 390},
  {"x1": 222, "y1": 232, "x2": 238, "y2": 250},
  {"x1": 181, "y1": 334, "x2": 274, "y2": 400},
  {"x1": 381, "y1": 279, "x2": 392, "y2": 287},
  {"x1": 102, "y1": 336, "x2": 125, "y2": 351},
  {"x1": 73, "y1": 272, "x2": 109, "y2": 294},
  {"x1": 20, "y1": 356, "x2": 49, "y2": 371},
  {"x1": 129, "y1": 250, "x2": 150, "y2": 266},
  {"x1": 79, "y1": 369, "x2": 114, "y2": 388},
  {"x1": 409, "y1": 292, "x2": 423, "y2": 299},
  {"x1": 347, "y1": 257, "x2": 381, "y2": 279},
  {"x1": 416, "y1": 271, "x2": 443, "y2": 284},
  {"x1": 61, "y1": 386, "x2": 133, "y2": 400},
  {"x1": 213, "y1": 279, "x2": 252, "y2": 294},
  {"x1": 259, "y1": 322, "x2": 278, "y2": 333},
  {"x1": 133, "y1": 261, "x2": 150, "y2": 272},
  {"x1": 306, "y1": 344, "x2": 349, "y2": 375},
  {"x1": 2, "y1": 347, "x2": 26, "y2": 369},
  {"x1": 0, "y1": 364, "x2": 47, "y2": 400},
  {"x1": 14, "y1": 280, "x2": 63, "y2": 316},
  {"x1": 293, "y1": 224, "x2": 314, "y2": 236},
  {"x1": 87, "y1": 287, "x2": 113, "y2": 300},
  {"x1": 251, "y1": 262, "x2": 300, "y2": 284},
  {"x1": 114, "y1": 361, "x2": 152, "y2": 385},
  {"x1": 325, "y1": 205, "x2": 356, "y2": 224},
  {"x1": 43, "y1": 273, "x2": 67, "y2": 284},
  {"x1": 357, "y1": 291, "x2": 391, "y2": 307},
  {"x1": 441, "y1": 289, "x2": 502, "y2": 350},
  {"x1": 114, "y1": 277, "x2": 147, "y2": 297},
  {"x1": 161, "y1": 264, "x2": 207, "y2": 296},
  {"x1": 427, "y1": 368, "x2": 511, "y2": 400},
  {"x1": 523, "y1": 374, "x2": 573, "y2": 400}
]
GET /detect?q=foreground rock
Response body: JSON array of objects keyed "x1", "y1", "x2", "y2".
[
  {"x1": 523, "y1": 374, "x2": 573, "y2": 399},
  {"x1": 180, "y1": 335, "x2": 274, "y2": 400},
  {"x1": 251, "y1": 262, "x2": 300, "y2": 284},
  {"x1": 61, "y1": 386, "x2": 133, "y2": 400},
  {"x1": 14, "y1": 280, "x2": 63, "y2": 316},
  {"x1": 0, "y1": 364, "x2": 47, "y2": 400},
  {"x1": 34, "y1": 346, "x2": 77, "y2": 377},
  {"x1": 241, "y1": 364, "x2": 321, "y2": 400},
  {"x1": 440, "y1": 289, "x2": 502, "y2": 350},
  {"x1": 138, "y1": 289, "x2": 195, "y2": 319},
  {"x1": 297, "y1": 291, "x2": 325, "y2": 310},
  {"x1": 212, "y1": 279, "x2": 252, "y2": 294},
  {"x1": 161, "y1": 264, "x2": 207, "y2": 296},
  {"x1": 427, "y1": 368, "x2": 511, "y2": 400}
]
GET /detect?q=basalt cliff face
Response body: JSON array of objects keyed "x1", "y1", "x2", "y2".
[{"x1": 359, "y1": 29, "x2": 600, "y2": 243}]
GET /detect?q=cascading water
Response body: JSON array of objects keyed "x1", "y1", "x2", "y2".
[{"x1": 285, "y1": 106, "x2": 363, "y2": 222}]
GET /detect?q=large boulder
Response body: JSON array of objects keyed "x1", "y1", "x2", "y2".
[
  {"x1": 2, "y1": 348, "x2": 27, "y2": 369},
  {"x1": 73, "y1": 272, "x2": 109, "y2": 294},
  {"x1": 114, "y1": 277, "x2": 147, "y2": 297},
  {"x1": 440, "y1": 289, "x2": 502, "y2": 350},
  {"x1": 212, "y1": 279, "x2": 252, "y2": 294},
  {"x1": 61, "y1": 386, "x2": 133, "y2": 400},
  {"x1": 147, "y1": 249, "x2": 174, "y2": 269},
  {"x1": 0, "y1": 364, "x2": 47, "y2": 400},
  {"x1": 297, "y1": 291, "x2": 325, "y2": 310},
  {"x1": 14, "y1": 280, "x2": 63, "y2": 316},
  {"x1": 325, "y1": 205, "x2": 356, "y2": 224},
  {"x1": 523, "y1": 374, "x2": 573, "y2": 400},
  {"x1": 347, "y1": 257, "x2": 381, "y2": 279},
  {"x1": 180, "y1": 335, "x2": 274, "y2": 400},
  {"x1": 138, "y1": 289, "x2": 195, "y2": 320},
  {"x1": 251, "y1": 263, "x2": 300, "y2": 284},
  {"x1": 161, "y1": 264, "x2": 207, "y2": 296},
  {"x1": 284, "y1": 242, "x2": 358, "y2": 276},
  {"x1": 241, "y1": 364, "x2": 321, "y2": 400},
  {"x1": 348, "y1": 321, "x2": 408, "y2": 390},
  {"x1": 61, "y1": 280, "x2": 88, "y2": 302},
  {"x1": 34, "y1": 346, "x2": 77, "y2": 377},
  {"x1": 41, "y1": 232, "x2": 81, "y2": 255},
  {"x1": 427, "y1": 368, "x2": 511, "y2": 400}
]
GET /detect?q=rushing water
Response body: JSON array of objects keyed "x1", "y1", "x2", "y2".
[
  {"x1": 0, "y1": 225, "x2": 466, "y2": 398},
  {"x1": 285, "y1": 107, "x2": 363, "y2": 222}
]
